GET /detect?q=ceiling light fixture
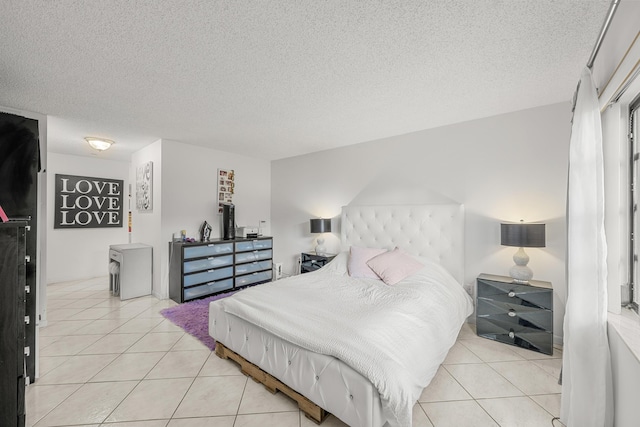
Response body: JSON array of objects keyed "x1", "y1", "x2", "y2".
[{"x1": 85, "y1": 137, "x2": 114, "y2": 151}]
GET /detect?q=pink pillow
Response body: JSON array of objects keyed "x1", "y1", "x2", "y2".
[
  {"x1": 348, "y1": 246, "x2": 387, "y2": 279},
  {"x1": 366, "y1": 248, "x2": 424, "y2": 285}
]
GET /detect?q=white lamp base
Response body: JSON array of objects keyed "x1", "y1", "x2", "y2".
[
  {"x1": 509, "y1": 247, "x2": 533, "y2": 284},
  {"x1": 315, "y1": 237, "x2": 327, "y2": 256}
]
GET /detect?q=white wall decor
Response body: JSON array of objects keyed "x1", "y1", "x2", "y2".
[{"x1": 136, "y1": 161, "x2": 153, "y2": 211}]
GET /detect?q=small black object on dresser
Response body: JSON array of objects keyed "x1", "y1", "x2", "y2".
[
  {"x1": 169, "y1": 237, "x2": 273, "y2": 303},
  {"x1": 476, "y1": 273, "x2": 553, "y2": 355},
  {"x1": 0, "y1": 222, "x2": 28, "y2": 427},
  {"x1": 300, "y1": 252, "x2": 336, "y2": 274}
]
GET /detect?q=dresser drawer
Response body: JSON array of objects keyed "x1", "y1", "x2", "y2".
[
  {"x1": 184, "y1": 266, "x2": 233, "y2": 287},
  {"x1": 184, "y1": 254, "x2": 233, "y2": 274},
  {"x1": 477, "y1": 278, "x2": 552, "y2": 310},
  {"x1": 477, "y1": 298, "x2": 553, "y2": 332},
  {"x1": 184, "y1": 278, "x2": 234, "y2": 300},
  {"x1": 184, "y1": 243, "x2": 233, "y2": 259},
  {"x1": 235, "y1": 239, "x2": 272, "y2": 252},
  {"x1": 476, "y1": 317, "x2": 553, "y2": 355},
  {"x1": 235, "y1": 249, "x2": 272, "y2": 263},
  {"x1": 235, "y1": 270, "x2": 272, "y2": 287},
  {"x1": 236, "y1": 260, "x2": 272, "y2": 275}
]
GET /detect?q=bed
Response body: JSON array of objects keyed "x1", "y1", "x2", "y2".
[{"x1": 209, "y1": 204, "x2": 473, "y2": 427}]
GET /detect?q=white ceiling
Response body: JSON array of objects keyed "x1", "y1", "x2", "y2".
[{"x1": 0, "y1": 0, "x2": 611, "y2": 162}]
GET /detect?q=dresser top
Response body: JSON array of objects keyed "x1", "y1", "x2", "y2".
[{"x1": 478, "y1": 273, "x2": 552, "y2": 289}]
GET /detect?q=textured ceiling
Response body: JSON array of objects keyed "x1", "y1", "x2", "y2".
[{"x1": 0, "y1": 0, "x2": 611, "y2": 161}]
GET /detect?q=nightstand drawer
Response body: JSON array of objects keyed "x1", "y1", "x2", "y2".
[
  {"x1": 477, "y1": 279, "x2": 552, "y2": 310},
  {"x1": 476, "y1": 317, "x2": 553, "y2": 355},
  {"x1": 477, "y1": 298, "x2": 553, "y2": 332}
]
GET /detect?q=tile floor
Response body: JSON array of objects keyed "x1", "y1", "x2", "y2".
[{"x1": 28, "y1": 277, "x2": 565, "y2": 427}]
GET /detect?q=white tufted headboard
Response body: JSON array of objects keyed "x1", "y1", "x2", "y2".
[{"x1": 340, "y1": 204, "x2": 464, "y2": 283}]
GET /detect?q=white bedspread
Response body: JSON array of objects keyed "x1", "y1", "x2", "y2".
[{"x1": 215, "y1": 252, "x2": 473, "y2": 427}]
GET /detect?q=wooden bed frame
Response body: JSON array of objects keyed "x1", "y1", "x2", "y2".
[{"x1": 215, "y1": 341, "x2": 328, "y2": 424}]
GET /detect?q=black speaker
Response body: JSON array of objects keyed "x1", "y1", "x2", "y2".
[{"x1": 222, "y1": 203, "x2": 235, "y2": 240}]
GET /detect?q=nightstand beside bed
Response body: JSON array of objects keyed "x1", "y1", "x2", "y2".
[{"x1": 476, "y1": 273, "x2": 553, "y2": 355}]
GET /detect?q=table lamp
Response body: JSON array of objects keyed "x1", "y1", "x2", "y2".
[
  {"x1": 501, "y1": 221, "x2": 546, "y2": 283},
  {"x1": 310, "y1": 218, "x2": 331, "y2": 256}
]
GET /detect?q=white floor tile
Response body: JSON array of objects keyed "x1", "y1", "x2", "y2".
[
  {"x1": 111, "y1": 317, "x2": 164, "y2": 333},
  {"x1": 198, "y1": 352, "x2": 246, "y2": 377},
  {"x1": 39, "y1": 334, "x2": 104, "y2": 356},
  {"x1": 445, "y1": 363, "x2": 523, "y2": 399},
  {"x1": 488, "y1": 361, "x2": 562, "y2": 395},
  {"x1": 172, "y1": 376, "x2": 247, "y2": 418},
  {"x1": 146, "y1": 350, "x2": 210, "y2": 379},
  {"x1": 477, "y1": 396, "x2": 557, "y2": 427},
  {"x1": 412, "y1": 403, "x2": 435, "y2": 427},
  {"x1": 171, "y1": 333, "x2": 210, "y2": 351},
  {"x1": 89, "y1": 352, "x2": 165, "y2": 382},
  {"x1": 421, "y1": 400, "x2": 499, "y2": 427},
  {"x1": 458, "y1": 338, "x2": 525, "y2": 363},
  {"x1": 25, "y1": 383, "x2": 82, "y2": 427},
  {"x1": 34, "y1": 381, "x2": 137, "y2": 426},
  {"x1": 37, "y1": 354, "x2": 118, "y2": 385},
  {"x1": 530, "y1": 394, "x2": 562, "y2": 418},
  {"x1": 101, "y1": 421, "x2": 169, "y2": 427},
  {"x1": 442, "y1": 342, "x2": 483, "y2": 364},
  {"x1": 126, "y1": 332, "x2": 184, "y2": 353},
  {"x1": 39, "y1": 319, "x2": 93, "y2": 336},
  {"x1": 419, "y1": 366, "x2": 472, "y2": 402},
  {"x1": 234, "y1": 412, "x2": 300, "y2": 427},
  {"x1": 79, "y1": 332, "x2": 144, "y2": 354},
  {"x1": 105, "y1": 378, "x2": 194, "y2": 422},
  {"x1": 167, "y1": 417, "x2": 234, "y2": 427}
]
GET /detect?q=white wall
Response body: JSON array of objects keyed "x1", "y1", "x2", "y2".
[
  {"x1": 130, "y1": 139, "x2": 271, "y2": 299},
  {"x1": 46, "y1": 152, "x2": 130, "y2": 283},
  {"x1": 130, "y1": 140, "x2": 163, "y2": 298},
  {"x1": 272, "y1": 102, "x2": 570, "y2": 342}
]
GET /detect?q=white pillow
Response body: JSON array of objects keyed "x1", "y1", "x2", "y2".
[
  {"x1": 366, "y1": 247, "x2": 424, "y2": 285},
  {"x1": 348, "y1": 246, "x2": 387, "y2": 279}
]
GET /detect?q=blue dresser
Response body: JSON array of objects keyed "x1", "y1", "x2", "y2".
[
  {"x1": 169, "y1": 237, "x2": 273, "y2": 303},
  {"x1": 476, "y1": 273, "x2": 553, "y2": 355}
]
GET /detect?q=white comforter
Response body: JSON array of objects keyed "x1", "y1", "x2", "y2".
[{"x1": 216, "y1": 252, "x2": 473, "y2": 427}]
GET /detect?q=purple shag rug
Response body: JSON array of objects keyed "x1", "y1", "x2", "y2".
[{"x1": 160, "y1": 291, "x2": 236, "y2": 351}]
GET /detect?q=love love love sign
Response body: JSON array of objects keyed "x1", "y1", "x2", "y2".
[{"x1": 54, "y1": 174, "x2": 124, "y2": 228}]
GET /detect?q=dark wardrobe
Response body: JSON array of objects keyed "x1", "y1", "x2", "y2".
[{"x1": 0, "y1": 112, "x2": 40, "y2": 427}]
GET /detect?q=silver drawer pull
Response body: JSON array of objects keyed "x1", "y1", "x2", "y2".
[
  {"x1": 508, "y1": 291, "x2": 516, "y2": 298},
  {"x1": 508, "y1": 310, "x2": 517, "y2": 317},
  {"x1": 509, "y1": 331, "x2": 515, "y2": 338}
]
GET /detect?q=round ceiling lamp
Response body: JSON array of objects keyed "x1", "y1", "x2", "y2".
[{"x1": 85, "y1": 137, "x2": 114, "y2": 151}]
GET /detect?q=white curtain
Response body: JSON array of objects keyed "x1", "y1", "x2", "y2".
[{"x1": 561, "y1": 67, "x2": 613, "y2": 427}]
